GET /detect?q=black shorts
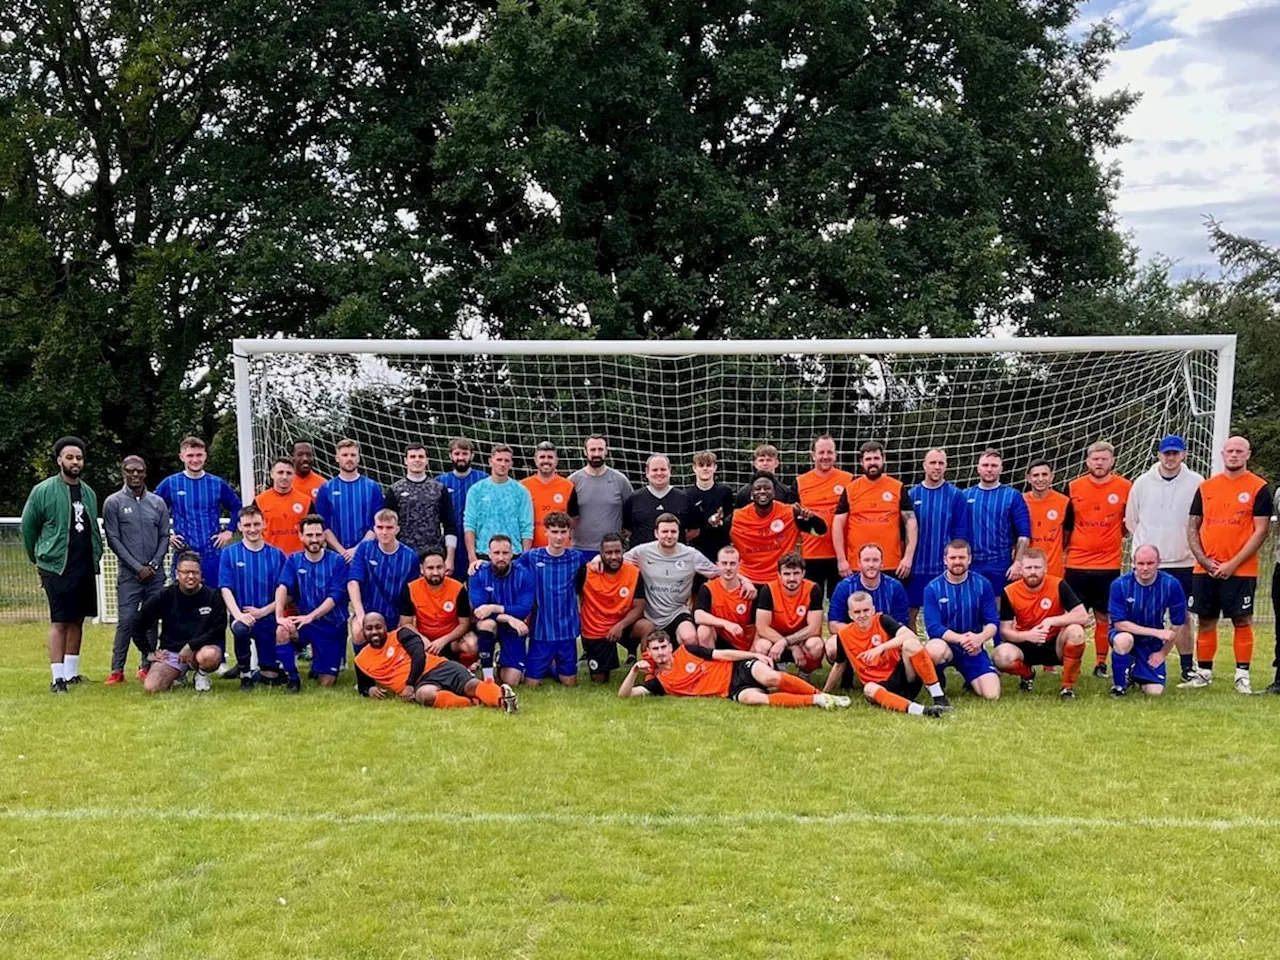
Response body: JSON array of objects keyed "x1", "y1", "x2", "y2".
[
  {"x1": 1065, "y1": 568, "x2": 1119, "y2": 613},
  {"x1": 805, "y1": 558, "x2": 841, "y2": 598},
  {"x1": 1164, "y1": 567, "x2": 1194, "y2": 601},
  {"x1": 40, "y1": 569, "x2": 97, "y2": 623},
  {"x1": 417, "y1": 660, "x2": 474, "y2": 697},
  {"x1": 1190, "y1": 574, "x2": 1257, "y2": 620},
  {"x1": 1002, "y1": 639, "x2": 1063, "y2": 668},
  {"x1": 656, "y1": 611, "x2": 694, "y2": 638},
  {"x1": 582, "y1": 638, "x2": 620, "y2": 674},
  {"x1": 880, "y1": 659, "x2": 923, "y2": 701},
  {"x1": 728, "y1": 658, "x2": 766, "y2": 701}
]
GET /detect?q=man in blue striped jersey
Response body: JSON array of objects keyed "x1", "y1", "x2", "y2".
[
  {"x1": 314, "y1": 438, "x2": 384, "y2": 562},
  {"x1": 276, "y1": 514, "x2": 350, "y2": 687},
  {"x1": 923, "y1": 539, "x2": 1002, "y2": 700},
  {"x1": 521, "y1": 511, "x2": 592, "y2": 687},
  {"x1": 155, "y1": 436, "x2": 241, "y2": 589},
  {"x1": 348, "y1": 509, "x2": 419, "y2": 653},
  {"x1": 218, "y1": 504, "x2": 287, "y2": 690},
  {"x1": 906, "y1": 448, "x2": 969, "y2": 631},
  {"x1": 1107, "y1": 544, "x2": 1187, "y2": 697},
  {"x1": 963, "y1": 448, "x2": 1030, "y2": 595},
  {"x1": 469, "y1": 534, "x2": 536, "y2": 686},
  {"x1": 436, "y1": 437, "x2": 487, "y2": 582}
]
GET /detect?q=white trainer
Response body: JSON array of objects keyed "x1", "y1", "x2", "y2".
[
  {"x1": 1176, "y1": 668, "x2": 1212, "y2": 689},
  {"x1": 831, "y1": 695, "x2": 853, "y2": 709},
  {"x1": 815, "y1": 693, "x2": 837, "y2": 710},
  {"x1": 194, "y1": 669, "x2": 212, "y2": 693},
  {"x1": 1235, "y1": 673, "x2": 1253, "y2": 695}
]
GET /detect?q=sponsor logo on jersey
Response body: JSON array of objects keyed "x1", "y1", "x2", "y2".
[
  {"x1": 177, "y1": 490, "x2": 187, "y2": 496},
  {"x1": 939, "y1": 597, "x2": 949, "y2": 604}
]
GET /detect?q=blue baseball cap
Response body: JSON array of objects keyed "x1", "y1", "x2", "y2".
[{"x1": 1159, "y1": 435, "x2": 1186, "y2": 453}]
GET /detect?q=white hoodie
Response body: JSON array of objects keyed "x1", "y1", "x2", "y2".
[{"x1": 1125, "y1": 462, "x2": 1204, "y2": 568}]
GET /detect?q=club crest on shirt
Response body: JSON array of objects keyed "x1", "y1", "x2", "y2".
[
  {"x1": 177, "y1": 490, "x2": 187, "y2": 496},
  {"x1": 619, "y1": 587, "x2": 630, "y2": 598},
  {"x1": 834, "y1": 485, "x2": 845, "y2": 494},
  {"x1": 1238, "y1": 491, "x2": 1251, "y2": 503},
  {"x1": 385, "y1": 647, "x2": 395, "y2": 659},
  {"x1": 675, "y1": 560, "x2": 686, "y2": 570},
  {"x1": 1047, "y1": 509, "x2": 1059, "y2": 520},
  {"x1": 553, "y1": 493, "x2": 564, "y2": 504},
  {"x1": 292, "y1": 503, "x2": 304, "y2": 513},
  {"x1": 796, "y1": 605, "x2": 807, "y2": 616},
  {"x1": 735, "y1": 603, "x2": 747, "y2": 615},
  {"x1": 443, "y1": 601, "x2": 455, "y2": 612},
  {"x1": 236, "y1": 561, "x2": 245, "y2": 568},
  {"x1": 881, "y1": 491, "x2": 894, "y2": 502},
  {"x1": 769, "y1": 519, "x2": 785, "y2": 533},
  {"x1": 1107, "y1": 493, "x2": 1120, "y2": 504},
  {"x1": 1040, "y1": 598, "x2": 1052, "y2": 610},
  {"x1": 938, "y1": 597, "x2": 949, "y2": 604},
  {"x1": 685, "y1": 662, "x2": 697, "y2": 673},
  {"x1": 871, "y1": 633, "x2": 883, "y2": 645},
  {"x1": 123, "y1": 506, "x2": 133, "y2": 514}
]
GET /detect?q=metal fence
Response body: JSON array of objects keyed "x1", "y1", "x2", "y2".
[{"x1": 2, "y1": 517, "x2": 1274, "y2": 625}]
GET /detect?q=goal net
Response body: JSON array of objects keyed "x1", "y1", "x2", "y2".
[{"x1": 233, "y1": 337, "x2": 1232, "y2": 498}]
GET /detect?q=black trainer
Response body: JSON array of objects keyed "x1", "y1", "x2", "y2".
[
  {"x1": 285, "y1": 676, "x2": 302, "y2": 694},
  {"x1": 65, "y1": 674, "x2": 88, "y2": 684},
  {"x1": 1093, "y1": 663, "x2": 1108, "y2": 679},
  {"x1": 221, "y1": 664, "x2": 243, "y2": 681},
  {"x1": 1060, "y1": 687, "x2": 1077, "y2": 700},
  {"x1": 922, "y1": 705, "x2": 948, "y2": 718},
  {"x1": 1019, "y1": 669, "x2": 1036, "y2": 693},
  {"x1": 240, "y1": 674, "x2": 255, "y2": 692},
  {"x1": 932, "y1": 694, "x2": 953, "y2": 710},
  {"x1": 1108, "y1": 685, "x2": 1126, "y2": 698},
  {"x1": 50, "y1": 678, "x2": 68, "y2": 694},
  {"x1": 1258, "y1": 682, "x2": 1280, "y2": 696}
]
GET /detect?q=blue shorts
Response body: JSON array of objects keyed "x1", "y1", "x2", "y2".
[
  {"x1": 303, "y1": 623, "x2": 347, "y2": 676},
  {"x1": 231, "y1": 617, "x2": 277, "y2": 645},
  {"x1": 973, "y1": 566, "x2": 1008, "y2": 596},
  {"x1": 906, "y1": 573, "x2": 937, "y2": 610},
  {"x1": 496, "y1": 627, "x2": 527, "y2": 671},
  {"x1": 1118, "y1": 637, "x2": 1167, "y2": 687},
  {"x1": 945, "y1": 643, "x2": 999, "y2": 684},
  {"x1": 525, "y1": 637, "x2": 580, "y2": 681}
]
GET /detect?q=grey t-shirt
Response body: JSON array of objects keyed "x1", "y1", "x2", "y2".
[
  {"x1": 623, "y1": 542, "x2": 719, "y2": 626},
  {"x1": 570, "y1": 467, "x2": 634, "y2": 550}
]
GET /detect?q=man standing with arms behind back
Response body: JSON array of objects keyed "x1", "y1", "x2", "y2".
[
  {"x1": 521, "y1": 441, "x2": 580, "y2": 549},
  {"x1": 570, "y1": 435, "x2": 633, "y2": 558},
  {"x1": 385, "y1": 443, "x2": 458, "y2": 568},
  {"x1": 103, "y1": 456, "x2": 170, "y2": 685},
  {"x1": 291, "y1": 441, "x2": 326, "y2": 501},
  {"x1": 1126, "y1": 435, "x2": 1202, "y2": 685},
  {"x1": 436, "y1": 437, "x2": 487, "y2": 582},
  {"x1": 21, "y1": 437, "x2": 104, "y2": 693},
  {"x1": 796, "y1": 435, "x2": 854, "y2": 599}
]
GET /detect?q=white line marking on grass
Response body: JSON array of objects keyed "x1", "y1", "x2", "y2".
[{"x1": 0, "y1": 807, "x2": 1275, "y2": 832}]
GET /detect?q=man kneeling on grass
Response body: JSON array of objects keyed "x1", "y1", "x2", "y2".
[
  {"x1": 617, "y1": 630, "x2": 850, "y2": 709},
  {"x1": 135, "y1": 551, "x2": 226, "y2": 693},
  {"x1": 355, "y1": 613, "x2": 518, "y2": 712}
]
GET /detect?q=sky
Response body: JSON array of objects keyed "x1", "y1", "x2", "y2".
[{"x1": 1089, "y1": 0, "x2": 1280, "y2": 275}]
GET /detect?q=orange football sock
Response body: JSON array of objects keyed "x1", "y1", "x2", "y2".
[
  {"x1": 1094, "y1": 619, "x2": 1109, "y2": 665},
  {"x1": 909, "y1": 649, "x2": 939, "y2": 685},
  {"x1": 432, "y1": 691, "x2": 474, "y2": 709},
  {"x1": 473, "y1": 680, "x2": 503, "y2": 707},
  {"x1": 1196, "y1": 627, "x2": 1218, "y2": 667},
  {"x1": 767, "y1": 692, "x2": 814, "y2": 708},
  {"x1": 1062, "y1": 642, "x2": 1085, "y2": 689},
  {"x1": 775, "y1": 672, "x2": 819, "y2": 695},
  {"x1": 869, "y1": 686, "x2": 912, "y2": 713},
  {"x1": 1000, "y1": 658, "x2": 1034, "y2": 680},
  {"x1": 1233, "y1": 625, "x2": 1255, "y2": 668}
]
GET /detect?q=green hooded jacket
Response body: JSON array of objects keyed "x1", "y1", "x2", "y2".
[{"x1": 20, "y1": 476, "x2": 104, "y2": 575}]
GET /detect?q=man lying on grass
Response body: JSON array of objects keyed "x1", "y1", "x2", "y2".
[
  {"x1": 355, "y1": 613, "x2": 518, "y2": 712},
  {"x1": 618, "y1": 630, "x2": 851, "y2": 709}
]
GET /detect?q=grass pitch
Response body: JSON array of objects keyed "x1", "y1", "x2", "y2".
[{"x1": 2, "y1": 623, "x2": 1280, "y2": 959}]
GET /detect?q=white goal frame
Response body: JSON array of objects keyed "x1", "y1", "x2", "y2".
[{"x1": 231, "y1": 335, "x2": 1236, "y2": 500}]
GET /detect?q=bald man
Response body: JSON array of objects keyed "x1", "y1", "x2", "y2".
[{"x1": 1107, "y1": 545, "x2": 1187, "y2": 697}]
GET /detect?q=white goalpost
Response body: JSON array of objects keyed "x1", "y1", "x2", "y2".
[{"x1": 231, "y1": 335, "x2": 1236, "y2": 502}]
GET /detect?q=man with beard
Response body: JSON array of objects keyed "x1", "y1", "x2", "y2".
[
  {"x1": 733, "y1": 444, "x2": 798, "y2": 507},
  {"x1": 577, "y1": 532, "x2": 647, "y2": 683},
  {"x1": 521, "y1": 441, "x2": 580, "y2": 548},
  {"x1": 832, "y1": 441, "x2": 917, "y2": 582},
  {"x1": 795, "y1": 435, "x2": 854, "y2": 598},
  {"x1": 923, "y1": 539, "x2": 1002, "y2": 700},
  {"x1": 905, "y1": 449, "x2": 969, "y2": 631},
  {"x1": 275, "y1": 514, "x2": 349, "y2": 689},
  {"x1": 103, "y1": 455, "x2": 169, "y2": 685},
  {"x1": 291, "y1": 441, "x2": 326, "y2": 501},
  {"x1": 624, "y1": 455, "x2": 692, "y2": 546},
  {"x1": 464, "y1": 444, "x2": 534, "y2": 570},
  {"x1": 468, "y1": 534, "x2": 536, "y2": 686},
  {"x1": 730, "y1": 473, "x2": 826, "y2": 585},
  {"x1": 569, "y1": 435, "x2": 633, "y2": 558},
  {"x1": 355, "y1": 614, "x2": 518, "y2": 712},
  {"x1": 752, "y1": 552, "x2": 825, "y2": 675},
  {"x1": 685, "y1": 451, "x2": 735, "y2": 565},
  {"x1": 255, "y1": 457, "x2": 313, "y2": 555},
  {"x1": 136, "y1": 551, "x2": 227, "y2": 694},
  {"x1": 399, "y1": 547, "x2": 478, "y2": 662},
  {"x1": 994, "y1": 548, "x2": 1090, "y2": 698},
  {"x1": 22, "y1": 437, "x2": 104, "y2": 692},
  {"x1": 385, "y1": 443, "x2": 458, "y2": 567},
  {"x1": 435, "y1": 437, "x2": 487, "y2": 582}
]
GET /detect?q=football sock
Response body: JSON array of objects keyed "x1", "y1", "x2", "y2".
[
  {"x1": 1196, "y1": 626, "x2": 1217, "y2": 671},
  {"x1": 775, "y1": 672, "x2": 818, "y2": 696},
  {"x1": 1000, "y1": 659, "x2": 1034, "y2": 680},
  {"x1": 1093, "y1": 619, "x2": 1109, "y2": 665},
  {"x1": 1233, "y1": 625, "x2": 1254, "y2": 671},
  {"x1": 766, "y1": 693, "x2": 813, "y2": 708},
  {"x1": 50, "y1": 661, "x2": 65, "y2": 682},
  {"x1": 64, "y1": 654, "x2": 80, "y2": 678},
  {"x1": 1179, "y1": 652, "x2": 1194, "y2": 675},
  {"x1": 275, "y1": 643, "x2": 300, "y2": 679},
  {"x1": 868, "y1": 686, "x2": 913, "y2": 714},
  {"x1": 477, "y1": 628, "x2": 496, "y2": 681},
  {"x1": 473, "y1": 680, "x2": 503, "y2": 707},
  {"x1": 1111, "y1": 649, "x2": 1133, "y2": 688},
  {"x1": 1062, "y1": 641, "x2": 1085, "y2": 688},
  {"x1": 909, "y1": 649, "x2": 940, "y2": 687},
  {"x1": 431, "y1": 691, "x2": 474, "y2": 709}
]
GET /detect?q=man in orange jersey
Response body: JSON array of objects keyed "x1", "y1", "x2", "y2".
[
  {"x1": 521, "y1": 441, "x2": 579, "y2": 548},
  {"x1": 1024, "y1": 460, "x2": 1071, "y2": 578},
  {"x1": 354, "y1": 614, "x2": 517, "y2": 712},
  {"x1": 730, "y1": 473, "x2": 826, "y2": 584},
  {"x1": 290, "y1": 442, "x2": 326, "y2": 501},
  {"x1": 398, "y1": 547, "x2": 478, "y2": 661},
  {"x1": 1064, "y1": 441, "x2": 1131, "y2": 679},
  {"x1": 832, "y1": 441, "x2": 917, "y2": 581},
  {"x1": 1184, "y1": 436, "x2": 1274, "y2": 693},
  {"x1": 824, "y1": 591, "x2": 951, "y2": 717},
  {"x1": 752, "y1": 552, "x2": 824, "y2": 674},
  {"x1": 577, "y1": 532, "x2": 647, "y2": 683},
  {"x1": 796, "y1": 434, "x2": 854, "y2": 597},
  {"x1": 618, "y1": 630, "x2": 849, "y2": 709},
  {"x1": 694, "y1": 545, "x2": 756, "y2": 650},
  {"x1": 993, "y1": 548, "x2": 1090, "y2": 698},
  {"x1": 255, "y1": 457, "x2": 313, "y2": 554}
]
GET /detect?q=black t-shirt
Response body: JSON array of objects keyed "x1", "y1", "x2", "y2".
[
  {"x1": 624, "y1": 487, "x2": 691, "y2": 545},
  {"x1": 135, "y1": 584, "x2": 227, "y2": 652},
  {"x1": 65, "y1": 483, "x2": 93, "y2": 576},
  {"x1": 684, "y1": 482, "x2": 736, "y2": 560}
]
